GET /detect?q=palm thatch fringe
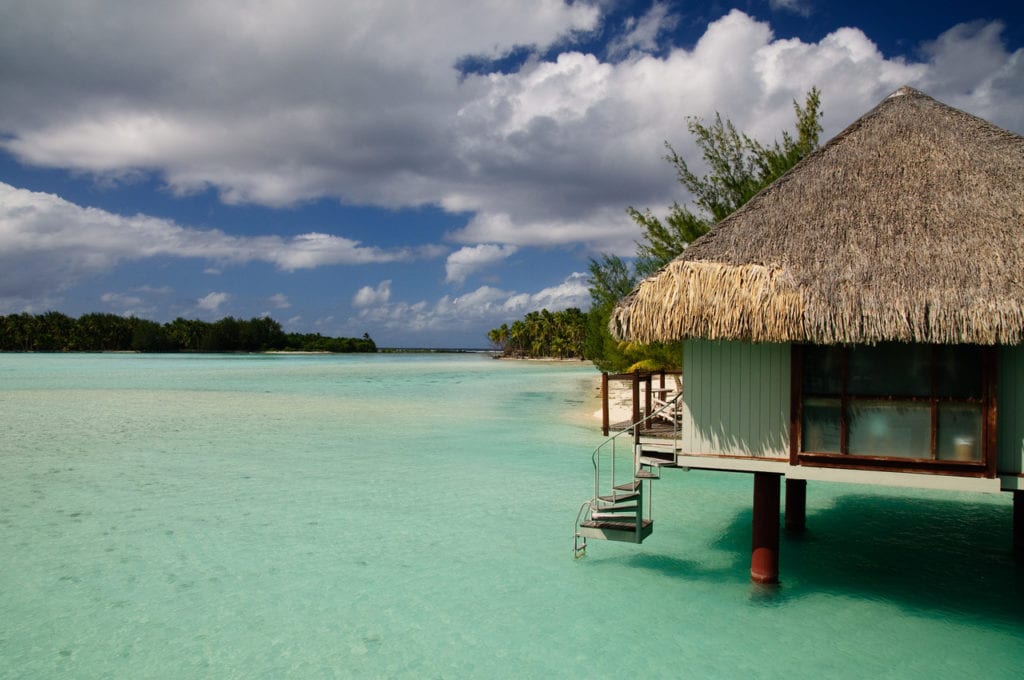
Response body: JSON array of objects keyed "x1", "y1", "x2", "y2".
[
  {"x1": 612, "y1": 261, "x2": 803, "y2": 344},
  {"x1": 615, "y1": 264, "x2": 1024, "y2": 346}
]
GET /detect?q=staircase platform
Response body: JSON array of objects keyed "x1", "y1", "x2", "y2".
[{"x1": 578, "y1": 519, "x2": 653, "y2": 543}]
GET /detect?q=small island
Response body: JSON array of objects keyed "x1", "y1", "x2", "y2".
[{"x1": 0, "y1": 312, "x2": 376, "y2": 353}]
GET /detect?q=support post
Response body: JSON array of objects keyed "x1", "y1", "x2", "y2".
[
  {"x1": 785, "y1": 479, "x2": 807, "y2": 531},
  {"x1": 1014, "y1": 490, "x2": 1024, "y2": 555},
  {"x1": 643, "y1": 374, "x2": 653, "y2": 423},
  {"x1": 631, "y1": 373, "x2": 641, "y2": 426},
  {"x1": 601, "y1": 372, "x2": 610, "y2": 436},
  {"x1": 751, "y1": 472, "x2": 781, "y2": 584}
]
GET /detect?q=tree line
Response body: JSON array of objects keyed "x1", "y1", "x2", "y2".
[
  {"x1": 487, "y1": 308, "x2": 587, "y2": 359},
  {"x1": 490, "y1": 89, "x2": 823, "y2": 372},
  {"x1": 0, "y1": 311, "x2": 377, "y2": 353}
]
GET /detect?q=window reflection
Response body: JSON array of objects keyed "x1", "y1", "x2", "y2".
[
  {"x1": 848, "y1": 344, "x2": 931, "y2": 397},
  {"x1": 802, "y1": 346, "x2": 842, "y2": 394},
  {"x1": 848, "y1": 401, "x2": 931, "y2": 458},
  {"x1": 802, "y1": 398, "x2": 841, "y2": 453},
  {"x1": 935, "y1": 345, "x2": 983, "y2": 399},
  {"x1": 936, "y1": 404, "x2": 983, "y2": 461},
  {"x1": 799, "y1": 343, "x2": 988, "y2": 464}
]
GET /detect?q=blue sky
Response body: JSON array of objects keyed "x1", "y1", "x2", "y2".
[{"x1": 1, "y1": 1, "x2": 1022, "y2": 348}]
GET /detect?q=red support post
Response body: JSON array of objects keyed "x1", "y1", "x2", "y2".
[
  {"x1": 751, "y1": 472, "x2": 781, "y2": 584},
  {"x1": 1014, "y1": 490, "x2": 1024, "y2": 555},
  {"x1": 785, "y1": 479, "x2": 807, "y2": 531}
]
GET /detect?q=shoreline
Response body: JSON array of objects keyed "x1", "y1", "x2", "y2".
[{"x1": 494, "y1": 356, "x2": 592, "y2": 365}]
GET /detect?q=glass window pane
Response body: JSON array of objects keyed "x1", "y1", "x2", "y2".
[
  {"x1": 935, "y1": 345, "x2": 983, "y2": 399},
  {"x1": 937, "y1": 403, "x2": 983, "y2": 462},
  {"x1": 848, "y1": 344, "x2": 931, "y2": 397},
  {"x1": 802, "y1": 346, "x2": 843, "y2": 394},
  {"x1": 848, "y1": 400, "x2": 931, "y2": 458},
  {"x1": 802, "y1": 397, "x2": 841, "y2": 453}
]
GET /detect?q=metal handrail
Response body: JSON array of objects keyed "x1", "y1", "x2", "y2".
[
  {"x1": 575, "y1": 392, "x2": 682, "y2": 555},
  {"x1": 590, "y1": 423, "x2": 632, "y2": 501},
  {"x1": 573, "y1": 501, "x2": 592, "y2": 556},
  {"x1": 591, "y1": 391, "x2": 681, "y2": 491}
]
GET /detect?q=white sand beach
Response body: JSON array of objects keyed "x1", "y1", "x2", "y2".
[
  {"x1": 589, "y1": 373, "x2": 682, "y2": 426},
  {"x1": 591, "y1": 375, "x2": 635, "y2": 424}
]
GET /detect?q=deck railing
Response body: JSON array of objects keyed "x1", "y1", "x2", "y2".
[{"x1": 600, "y1": 370, "x2": 682, "y2": 436}]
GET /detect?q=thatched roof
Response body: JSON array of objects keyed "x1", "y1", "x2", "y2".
[{"x1": 612, "y1": 87, "x2": 1024, "y2": 346}]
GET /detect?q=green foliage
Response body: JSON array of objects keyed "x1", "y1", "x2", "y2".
[
  {"x1": 77, "y1": 313, "x2": 135, "y2": 350},
  {"x1": 619, "y1": 341, "x2": 683, "y2": 374},
  {"x1": 585, "y1": 254, "x2": 685, "y2": 373},
  {"x1": 632, "y1": 87, "x2": 822, "y2": 278},
  {"x1": 488, "y1": 89, "x2": 823, "y2": 371},
  {"x1": 596, "y1": 87, "x2": 823, "y2": 368},
  {"x1": 284, "y1": 332, "x2": 376, "y2": 353},
  {"x1": 130, "y1": 319, "x2": 174, "y2": 352},
  {"x1": 487, "y1": 308, "x2": 586, "y2": 359},
  {"x1": 583, "y1": 255, "x2": 633, "y2": 371},
  {"x1": 584, "y1": 306, "x2": 620, "y2": 371},
  {"x1": 586, "y1": 254, "x2": 635, "y2": 310},
  {"x1": 165, "y1": 317, "x2": 206, "y2": 350},
  {"x1": 628, "y1": 202, "x2": 709, "y2": 280},
  {"x1": 0, "y1": 312, "x2": 376, "y2": 353}
]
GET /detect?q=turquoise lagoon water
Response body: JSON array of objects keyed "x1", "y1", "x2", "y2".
[{"x1": 1, "y1": 353, "x2": 1022, "y2": 679}]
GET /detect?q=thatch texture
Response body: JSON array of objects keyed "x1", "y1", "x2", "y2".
[{"x1": 612, "y1": 87, "x2": 1024, "y2": 345}]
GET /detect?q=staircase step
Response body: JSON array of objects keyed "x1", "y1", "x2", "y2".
[
  {"x1": 591, "y1": 503, "x2": 637, "y2": 515},
  {"x1": 613, "y1": 480, "x2": 640, "y2": 491},
  {"x1": 581, "y1": 518, "x2": 648, "y2": 530},
  {"x1": 591, "y1": 511, "x2": 636, "y2": 521},
  {"x1": 597, "y1": 492, "x2": 639, "y2": 504},
  {"x1": 635, "y1": 469, "x2": 659, "y2": 479}
]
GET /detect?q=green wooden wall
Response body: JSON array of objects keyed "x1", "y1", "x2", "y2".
[{"x1": 680, "y1": 340, "x2": 791, "y2": 458}]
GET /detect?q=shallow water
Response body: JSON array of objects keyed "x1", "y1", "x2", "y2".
[{"x1": 1, "y1": 353, "x2": 1021, "y2": 678}]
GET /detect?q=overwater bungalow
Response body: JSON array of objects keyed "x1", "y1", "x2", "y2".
[{"x1": 574, "y1": 87, "x2": 1024, "y2": 584}]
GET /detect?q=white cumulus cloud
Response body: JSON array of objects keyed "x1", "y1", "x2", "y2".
[
  {"x1": 197, "y1": 291, "x2": 229, "y2": 312},
  {"x1": 607, "y1": 2, "x2": 679, "y2": 59},
  {"x1": 353, "y1": 280, "x2": 392, "y2": 308},
  {"x1": 769, "y1": 0, "x2": 815, "y2": 17},
  {"x1": 445, "y1": 244, "x2": 519, "y2": 284},
  {"x1": 268, "y1": 293, "x2": 291, "y2": 309}
]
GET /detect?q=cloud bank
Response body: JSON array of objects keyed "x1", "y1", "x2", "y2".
[
  {"x1": 2, "y1": 4, "x2": 1020, "y2": 256},
  {"x1": 0, "y1": 182, "x2": 441, "y2": 302}
]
